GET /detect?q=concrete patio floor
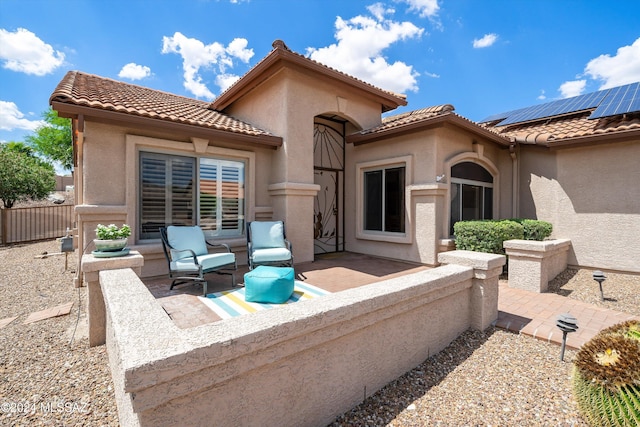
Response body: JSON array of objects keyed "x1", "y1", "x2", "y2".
[
  {"x1": 142, "y1": 251, "x2": 639, "y2": 350},
  {"x1": 143, "y1": 252, "x2": 429, "y2": 329}
]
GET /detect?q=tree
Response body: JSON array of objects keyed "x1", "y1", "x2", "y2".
[
  {"x1": 0, "y1": 143, "x2": 56, "y2": 208},
  {"x1": 26, "y1": 107, "x2": 73, "y2": 171}
]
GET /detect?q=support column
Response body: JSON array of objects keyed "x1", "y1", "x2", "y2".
[
  {"x1": 81, "y1": 251, "x2": 144, "y2": 346},
  {"x1": 268, "y1": 182, "x2": 320, "y2": 264},
  {"x1": 438, "y1": 250, "x2": 506, "y2": 331},
  {"x1": 504, "y1": 239, "x2": 571, "y2": 292}
]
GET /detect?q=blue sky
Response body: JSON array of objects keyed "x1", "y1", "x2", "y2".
[{"x1": 1, "y1": 0, "x2": 639, "y2": 149}]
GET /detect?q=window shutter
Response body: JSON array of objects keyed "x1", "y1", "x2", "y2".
[{"x1": 220, "y1": 163, "x2": 244, "y2": 234}]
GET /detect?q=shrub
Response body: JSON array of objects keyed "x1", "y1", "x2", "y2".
[
  {"x1": 572, "y1": 320, "x2": 640, "y2": 426},
  {"x1": 453, "y1": 220, "x2": 524, "y2": 255},
  {"x1": 511, "y1": 218, "x2": 553, "y2": 240}
]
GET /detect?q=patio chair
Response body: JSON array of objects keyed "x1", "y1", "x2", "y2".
[
  {"x1": 160, "y1": 225, "x2": 236, "y2": 296},
  {"x1": 247, "y1": 221, "x2": 293, "y2": 270}
]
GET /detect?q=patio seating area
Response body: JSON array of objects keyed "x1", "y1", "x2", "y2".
[{"x1": 143, "y1": 252, "x2": 429, "y2": 328}]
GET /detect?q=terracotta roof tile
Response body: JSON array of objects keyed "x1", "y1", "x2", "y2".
[
  {"x1": 483, "y1": 110, "x2": 640, "y2": 144},
  {"x1": 50, "y1": 71, "x2": 275, "y2": 137},
  {"x1": 359, "y1": 104, "x2": 455, "y2": 134},
  {"x1": 210, "y1": 40, "x2": 407, "y2": 112}
]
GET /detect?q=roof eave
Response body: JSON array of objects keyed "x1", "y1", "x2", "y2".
[
  {"x1": 210, "y1": 45, "x2": 407, "y2": 113},
  {"x1": 51, "y1": 101, "x2": 283, "y2": 149},
  {"x1": 534, "y1": 129, "x2": 640, "y2": 150},
  {"x1": 347, "y1": 113, "x2": 511, "y2": 147}
]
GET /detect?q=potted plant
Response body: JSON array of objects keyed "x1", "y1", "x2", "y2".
[{"x1": 94, "y1": 224, "x2": 131, "y2": 252}]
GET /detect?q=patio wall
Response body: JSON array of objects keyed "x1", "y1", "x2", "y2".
[{"x1": 101, "y1": 251, "x2": 504, "y2": 427}]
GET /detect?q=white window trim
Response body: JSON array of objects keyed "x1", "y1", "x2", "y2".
[
  {"x1": 356, "y1": 155, "x2": 412, "y2": 244},
  {"x1": 125, "y1": 134, "x2": 255, "y2": 243},
  {"x1": 444, "y1": 152, "x2": 499, "y2": 239}
]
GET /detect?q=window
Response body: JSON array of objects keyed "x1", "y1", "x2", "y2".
[
  {"x1": 363, "y1": 166, "x2": 405, "y2": 233},
  {"x1": 450, "y1": 162, "x2": 493, "y2": 235},
  {"x1": 140, "y1": 152, "x2": 245, "y2": 239}
]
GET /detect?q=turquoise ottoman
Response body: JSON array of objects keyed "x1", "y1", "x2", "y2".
[{"x1": 244, "y1": 266, "x2": 295, "y2": 303}]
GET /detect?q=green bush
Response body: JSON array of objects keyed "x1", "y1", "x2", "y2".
[
  {"x1": 572, "y1": 320, "x2": 640, "y2": 426},
  {"x1": 453, "y1": 220, "x2": 524, "y2": 255},
  {"x1": 510, "y1": 218, "x2": 553, "y2": 240}
]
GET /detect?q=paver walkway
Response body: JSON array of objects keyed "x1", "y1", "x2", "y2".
[{"x1": 495, "y1": 282, "x2": 639, "y2": 350}]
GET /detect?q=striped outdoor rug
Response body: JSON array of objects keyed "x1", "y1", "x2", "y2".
[{"x1": 198, "y1": 281, "x2": 329, "y2": 320}]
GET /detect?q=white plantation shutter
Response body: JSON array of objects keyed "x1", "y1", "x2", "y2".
[
  {"x1": 199, "y1": 158, "x2": 244, "y2": 237},
  {"x1": 220, "y1": 162, "x2": 244, "y2": 234},
  {"x1": 139, "y1": 152, "x2": 244, "y2": 239}
]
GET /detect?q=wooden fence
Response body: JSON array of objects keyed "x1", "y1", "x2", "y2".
[{"x1": 0, "y1": 205, "x2": 75, "y2": 245}]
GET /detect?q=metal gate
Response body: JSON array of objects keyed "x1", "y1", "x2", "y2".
[{"x1": 313, "y1": 117, "x2": 345, "y2": 254}]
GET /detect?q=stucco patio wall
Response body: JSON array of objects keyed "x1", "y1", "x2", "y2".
[
  {"x1": 504, "y1": 239, "x2": 571, "y2": 293},
  {"x1": 101, "y1": 251, "x2": 504, "y2": 427}
]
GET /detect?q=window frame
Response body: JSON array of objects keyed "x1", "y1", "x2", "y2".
[
  {"x1": 138, "y1": 150, "x2": 246, "y2": 241},
  {"x1": 449, "y1": 164, "x2": 494, "y2": 236},
  {"x1": 356, "y1": 155, "x2": 412, "y2": 244}
]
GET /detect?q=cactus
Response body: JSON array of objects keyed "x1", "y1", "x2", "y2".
[{"x1": 572, "y1": 320, "x2": 640, "y2": 426}]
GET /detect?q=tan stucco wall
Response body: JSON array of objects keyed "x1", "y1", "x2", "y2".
[
  {"x1": 519, "y1": 141, "x2": 640, "y2": 273},
  {"x1": 75, "y1": 121, "x2": 275, "y2": 278},
  {"x1": 102, "y1": 251, "x2": 504, "y2": 427},
  {"x1": 223, "y1": 68, "x2": 387, "y2": 264},
  {"x1": 344, "y1": 125, "x2": 513, "y2": 265}
]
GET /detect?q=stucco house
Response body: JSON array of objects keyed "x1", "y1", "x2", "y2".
[{"x1": 49, "y1": 40, "x2": 640, "y2": 284}]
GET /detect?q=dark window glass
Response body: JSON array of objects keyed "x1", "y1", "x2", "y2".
[
  {"x1": 452, "y1": 162, "x2": 493, "y2": 183},
  {"x1": 363, "y1": 166, "x2": 405, "y2": 233},
  {"x1": 364, "y1": 170, "x2": 382, "y2": 231}
]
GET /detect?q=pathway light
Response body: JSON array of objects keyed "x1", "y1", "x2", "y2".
[{"x1": 556, "y1": 313, "x2": 578, "y2": 362}]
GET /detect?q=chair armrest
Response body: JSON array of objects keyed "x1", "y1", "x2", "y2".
[
  {"x1": 205, "y1": 241, "x2": 232, "y2": 253},
  {"x1": 171, "y1": 248, "x2": 200, "y2": 265}
]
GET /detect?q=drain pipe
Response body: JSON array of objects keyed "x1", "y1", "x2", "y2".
[{"x1": 509, "y1": 141, "x2": 519, "y2": 218}]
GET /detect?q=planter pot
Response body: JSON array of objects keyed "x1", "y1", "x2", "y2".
[{"x1": 94, "y1": 238, "x2": 128, "y2": 252}]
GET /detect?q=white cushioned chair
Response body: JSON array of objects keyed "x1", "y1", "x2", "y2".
[
  {"x1": 160, "y1": 225, "x2": 236, "y2": 296},
  {"x1": 247, "y1": 221, "x2": 293, "y2": 270}
]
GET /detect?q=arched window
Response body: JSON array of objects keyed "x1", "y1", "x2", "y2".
[{"x1": 450, "y1": 162, "x2": 493, "y2": 235}]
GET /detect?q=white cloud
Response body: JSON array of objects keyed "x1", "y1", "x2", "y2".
[
  {"x1": 584, "y1": 37, "x2": 640, "y2": 89},
  {"x1": 537, "y1": 90, "x2": 546, "y2": 100},
  {"x1": 424, "y1": 71, "x2": 440, "y2": 78},
  {"x1": 0, "y1": 101, "x2": 45, "y2": 131},
  {"x1": 161, "y1": 33, "x2": 254, "y2": 99},
  {"x1": 559, "y1": 80, "x2": 586, "y2": 98},
  {"x1": 401, "y1": 0, "x2": 440, "y2": 18},
  {"x1": 118, "y1": 63, "x2": 151, "y2": 80},
  {"x1": 306, "y1": 8, "x2": 424, "y2": 94},
  {"x1": 215, "y1": 73, "x2": 241, "y2": 93},
  {"x1": 0, "y1": 28, "x2": 65, "y2": 76},
  {"x1": 472, "y1": 33, "x2": 498, "y2": 49}
]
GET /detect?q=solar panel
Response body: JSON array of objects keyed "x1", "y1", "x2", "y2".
[
  {"x1": 496, "y1": 89, "x2": 608, "y2": 126},
  {"x1": 478, "y1": 108, "x2": 525, "y2": 123},
  {"x1": 480, "y1": 81, "x2": 640, "y2": 126},
  {"x1": 589, "y1": 82, "x2": 640, "y2": 119}
]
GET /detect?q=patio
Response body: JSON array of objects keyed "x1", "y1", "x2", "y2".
[{"x1": 143, "y1": 252, "x2": 430, "y2": 329}]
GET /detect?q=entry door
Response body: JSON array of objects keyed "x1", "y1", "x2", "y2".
[
  {"x1": 313, "y1": 118, "x2": 345, "y2": 254},
  {"x1": 314, "y1": 169, "x2": 342, "y2": 253}
]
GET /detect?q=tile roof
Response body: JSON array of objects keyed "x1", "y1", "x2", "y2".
[
  {"x1": 482, "y1": 110, "x2": 640, "y2": 145},
  {"x1": 210, "y1": 40, "x2": 407, "y2": 113},
  {"x1": 358, "y1": 104, "x2": 455, "y2": 135},
  {"x1": 50, "y1": 71, "x2": 276, "y2": 138},
  {"x1": 347, "y1": 104, "x2": 511, "y2": 147}
]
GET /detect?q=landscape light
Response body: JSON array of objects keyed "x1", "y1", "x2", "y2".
[
  {"x1": 556, "y1": 313, "x2": 578, "y2": 362},
  {"x1": 592, "y1": 270, "x2": 606, "y2": 302}
]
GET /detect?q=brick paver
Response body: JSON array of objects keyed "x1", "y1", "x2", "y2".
[{"x1": 495, "y1": 283, "x2": 639, "y2": 349}]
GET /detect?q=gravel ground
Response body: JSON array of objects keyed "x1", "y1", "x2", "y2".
[
  {"x1": 1, "y1": 240, "x2": 637, "y2": 426},
  {"x1": 0, "y1": 240, "x2": 118, "y2": 426}
]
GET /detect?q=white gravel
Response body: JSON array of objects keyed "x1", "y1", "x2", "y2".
[{"x1": 2, "y1": 239, "x2": 637, "y2": 426}]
